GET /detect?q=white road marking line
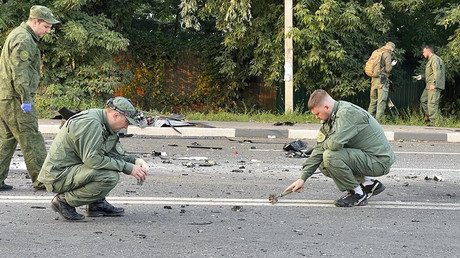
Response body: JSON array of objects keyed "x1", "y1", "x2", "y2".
[
  {"x1": 394, "y1": 151, "x2": 460, "y2": 155},
  {"x1": 390, "y1": 168, "x2": 460, "y2": 172},
  {"x1": 0, "y1": 196, "x2": 459, "y2": 210}
]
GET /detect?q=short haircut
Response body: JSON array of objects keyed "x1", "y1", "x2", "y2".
[
  {"x1": 308, "y1": 89, "x2": 329, "y2": 110},
  {"x1": 423, "y1": 45, "x2": 434, "y2": 53}
]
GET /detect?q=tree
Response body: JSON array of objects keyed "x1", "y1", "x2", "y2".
[{"x1": 0, "y1": 0, "x2": 132, "y2": 116}]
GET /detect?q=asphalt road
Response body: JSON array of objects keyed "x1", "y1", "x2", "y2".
[{"x1": 1, "y1": 135, "x2": 459, "y2": 257}]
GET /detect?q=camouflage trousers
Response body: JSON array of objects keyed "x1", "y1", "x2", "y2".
[
  {"x1": 368, "y1": 76, "x2": 389, "y2": 122},
  {"x1": 44, "y1": 164, "x2": 120, "y2": 207},
  {"x1": 318, "y1": 148, "x2": 391, "y2": 192},
  {"x1": 420, "y1": 88, "x2": 442, "y2": 121},
  {"x1": 0, "y1": 98, "x2": 46, "y2": 188}
]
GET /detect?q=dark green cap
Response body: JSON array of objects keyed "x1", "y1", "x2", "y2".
[
  {"x1": 108, "y1": 97, "x2": 138, "y2": 125},
  {"x1": 386, "y1": 41, "x2": 396, "y2": 50},
  {"x1": 29, "y1": 5, "x2": 60, "y2": 24}
]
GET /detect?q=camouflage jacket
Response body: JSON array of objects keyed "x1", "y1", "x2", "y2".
[
  {"x1": 38, "y1": 109, "x2": 137, "y2": 185},
  {"x1": 0, "y1": 22, "x2": 41, "y2": 103},
  {"x1": 300, "y1": 101, "x2": 395, "y2": 181},
  {"x1": 425, "y1": 54, "x2": 445, "y2": 90}
]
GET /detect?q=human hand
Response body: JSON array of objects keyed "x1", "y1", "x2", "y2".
[
  {"x1": 21, "y1": 103, "x2": 32, "y2": 112},
  {"x1": 135, "y1": 158, "x2": 150, "y2": 172},
  {"x1": 284, "y1": 178, "x2": 305, "y2": 193},
  {"x1": 391, "y1": 60, "x2": 397, "y2": 66},
  {"x1": 131, "y1": 165, "x2": 147, "y2": 181}
]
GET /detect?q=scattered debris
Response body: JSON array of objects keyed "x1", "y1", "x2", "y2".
[
  {"x1": 134, "y1": 234, "x2": 147, "y2": 239},
  {"x1": 424, "y1": 175, "x2": 444, "y2": 181},
  {"x1": 273, "y1": 122, "x2": 295, "y2": 126},
  {"x1": 30, "y1": 206, "x2": 46, "y2": 209},
  {"x1": 231, "y1": 206, "x2": 244, "y2": 212},
  {"x1": 269, "y1": 189, "x2": 293, "y2": 204},
  {"x1": 283, "y1": 140, "x2": 312, "y2": 158},
  {"x1": 403, "y1": 182, "x2": 409, "y2": 187},
  {"x1": 152, "y1": 151, "x2": 168, "y2": 157},
  {"x1": 188, "y1": 221, "x2": 213, "y2": 225},
  {"x1": 283, "y1": 140, "x2": 307, "y2": 151},
  {"x1": 267, "y1": 135, "x2": 276, "y2": 139},
  {"x1": 186, "y1": 145, "x2": 222, "y2": 150},
  {"x1": 447, "y1": 193, "x2": 457, "y2": 198},
  {"x1": 164, "y1": 206, "x2": 172, "y2": 209},
  {"x1": 231, "y1": 169, "x2": 244, "y2": 173}
]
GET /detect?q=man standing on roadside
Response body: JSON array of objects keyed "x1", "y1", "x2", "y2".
[
  {"x1": 38, "y1": 97, "x2": 149, "y2": 221},
  {"x1": 284, "y1": 89, "x2": 395, "y2": 207},
  {"x1": 367, "y1": 42, "x2": 397, "y2": 122},
  {"x1": 0, "y1": 5, "x2": 60, "y2": 191},
  {"x1": 416, "y1": 45, "x2": 445, "y2": 123}
]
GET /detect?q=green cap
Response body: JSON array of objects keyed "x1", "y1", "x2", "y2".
[
  {"x1": 386, "y1": 41, "x2": 396, "y2": 50},
  {"x1": 29, "y1": 5, "x2": 60, "y2": 24},
  {"x1": 108, "y1": 97, "x2": 138, "y2": 125}
]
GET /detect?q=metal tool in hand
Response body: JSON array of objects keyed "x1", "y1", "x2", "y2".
[{"x1": 268, "y1": 189, "x2": 293, "y2": 204}]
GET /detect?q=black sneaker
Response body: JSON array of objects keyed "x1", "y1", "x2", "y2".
[
  {"x1": 51, "y1": 193, "x2": 85, "y2": 221},
  {"x1": 334, "y1": 191, "x2": 368, "y2": 207},
  {"x1": 361, "y1": 179, "x2": 385, "y2": 198},
  {"x1": 86, "y1": 198, "x2": 125, "y2": 217}
]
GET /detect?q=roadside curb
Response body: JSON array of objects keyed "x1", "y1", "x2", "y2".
[{"x1": 38, "y1": 124, "x2": 460, "y2": 142}]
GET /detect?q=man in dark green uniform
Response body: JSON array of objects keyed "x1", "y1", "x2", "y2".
[
  {"x1": 0, "y1": 6, "x2": 60, "y2": 191},
  {"x1": 416, "y1": 45, "x2": 445, "y2": 123},
  {"x1": 368, "y1": 42, "x2": 397, "y2": 122},
  {"x1": 38, "y1": 97, "x2": 149, "y2": 221},
  {"x1": 285, "y1": 90, "x2": 395, "y2": 207}
]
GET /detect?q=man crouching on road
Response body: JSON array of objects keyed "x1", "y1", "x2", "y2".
[
  {"x1": 284, "y1": 90, "x2": 395, "y2": 207},
  {"x1": 38, "y1": 97, "x2": 149, "y2": 220}
]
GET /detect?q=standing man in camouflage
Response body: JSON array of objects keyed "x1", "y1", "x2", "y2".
[
  {"x1": 284, "y1": 90, "x2": 395, "y2": 207},
  {"x1": 416, "y1": 45, "x2": 445, "y2": 123},
  {"x1": 367, "y1": 42, "x2": 397, "y2": 122},
  {"x1": 38, "y1": 97, "x2": 149, "y2": 221},
  {"x1": 0, "y1": 6, "x2": 60, "y2": 191}
]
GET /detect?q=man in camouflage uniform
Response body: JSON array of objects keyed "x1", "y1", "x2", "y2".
[
  {"x1": 418, "y1": 45, "x2": 445, "y2": 123},
  {"x1": 368, "y1": 42, "x2": 397, "y2": 122},
  {"x1": 285, "y1": 90, "x2": 395, "y2": 207},
  {"x1": 0, "y1": 6, "x2": 60, "y2": 191},
  {"x1": 38, "y1": 97, "x2": 149, "y2": 221}
]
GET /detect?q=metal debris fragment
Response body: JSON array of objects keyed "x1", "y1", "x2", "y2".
[{"x1": 231, "y1": 206, "x2": 244, "y2": 212}]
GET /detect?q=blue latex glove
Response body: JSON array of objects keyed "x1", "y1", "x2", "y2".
[{"x1": 21, "y1": 103, "x2": 32, "y2": 113}]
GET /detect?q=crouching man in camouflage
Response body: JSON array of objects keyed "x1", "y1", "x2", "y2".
[
  {"x1": 284, "y1": 90, "x2": 395, "y2": 207},
  {"x1": 38, "y1": 97, "x2": 149, "y2": 220}
]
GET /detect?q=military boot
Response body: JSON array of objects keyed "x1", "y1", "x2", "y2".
[
  {"x1": 0, "y1": 184, "x2": 13, "y2": 191},
  {"x1": 86, "y1": 198, "x2": 125, "y2": 217},
  {"x1": 51, "y1": 193, "x2": 85, "y2": 221}
]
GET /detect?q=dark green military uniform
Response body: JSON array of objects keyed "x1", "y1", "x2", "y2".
[
  {"x1": 0, "y1": 22, "x2": 47, "y2": 188},
  {"x1": 38, "y1": 109, "x2": 137, "y2": 207},
  {"x1": 420, "y1": 54, "x2": 445, "y2": 121},
  {"x1": 368, "y1": 47, "x2": 393, "y2": 122},
  {"x1": 301, "y1": 101, "x2": 395, "y2": 191}
]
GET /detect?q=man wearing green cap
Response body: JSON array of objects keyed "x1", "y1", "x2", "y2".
[
  {"x1": 38, "y1": 97, "x2": 149, "y2": 221},
  {"x1": 367, "y1": 42, "x2": 397, "y2": 122},
  {"x1": 0, "y1": 5, "x2": 60, "y2": 191}
]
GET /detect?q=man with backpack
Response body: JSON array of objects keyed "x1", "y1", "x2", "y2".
[{"x1": 366, "y1": 42, "x2": 397, "y2": 122}]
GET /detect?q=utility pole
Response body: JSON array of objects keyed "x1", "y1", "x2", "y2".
[{"x1": 284, "y1": 0, "x2": 294, "y2": 113}]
